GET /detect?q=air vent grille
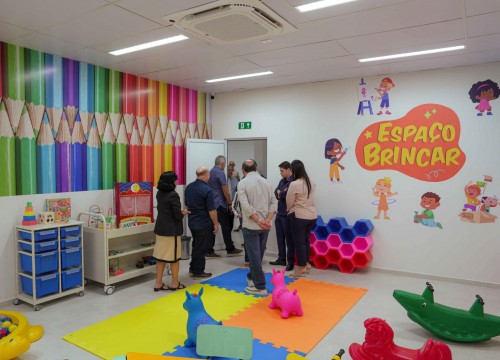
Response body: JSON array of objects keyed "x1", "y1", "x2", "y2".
[{"x1": 164, "y1": 0, "x2": 295, "y2": 44}]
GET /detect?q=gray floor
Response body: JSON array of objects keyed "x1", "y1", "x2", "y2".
[{"x1": 4, "y1": 248, "x2": 500, "y2": 360}]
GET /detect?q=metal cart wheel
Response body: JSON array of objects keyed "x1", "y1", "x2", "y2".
[
  {"x1": 78, "y1": 291, "x2": 85, "y2": 297},
  {"x1": 13, "y1": 298, "x2": 20, "y2": 305},
  {"x1": 104, "y1": 285, "x2": 115, "y2": 295},
  {"x1": 34, "y1": 305, "x2": 42, "y2": 311}
]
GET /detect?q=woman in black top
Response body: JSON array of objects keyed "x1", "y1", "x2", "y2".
[{"x1": 153, "y1": 171, "x2": 189, "y2": 291}]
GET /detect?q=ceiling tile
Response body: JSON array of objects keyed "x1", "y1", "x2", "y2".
[
  {"x1": 7, "y1": 32, "x2": 82, "y2": 59},
  {"x1": 0, "y1": 21, "x2": 31, "y2": 42},
  {"x1": 0, "y1": 0, "x2": 107, "y2": 31},
  {"x1": 315, "y1": 0, "x2": 463, "y2": 39},
  {"x1": 465, "y1": 0, "x2": 500, "y2": 16},
  {"x1": 467, "y1": 12, "x2": 500, "y2": 37},
  {"x1": 38, "y1": 4, "x2": 160, "y2": 46},
  {"x1": 467, "y1": 33, "x2": 500, "y2": 52},
  {"x1": 468, "y1": 49, "x2": 500, "y2": 65},
  {"x1": 268, "y1": 56, "x2": 357, "y2": 76},
  {"x1": 338, "y1": 20, "x2": 465, "y2": 55},
  {"x1": 242, "y1": 41, "x2": 348, "y2": 67}
]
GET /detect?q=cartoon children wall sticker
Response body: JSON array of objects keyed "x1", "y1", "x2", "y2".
[
  {"x1": 374, "y1": 77, "x2": 395, "y2": 115},
  {"x1": 325, "y1": 138, "x2": 347, "y2": 183},
  {"x1": 459, "y1": 175, "x2": 498, "y2": 223},
  {"x1": 372, "y1": 177, "x2": 398, "y2": 220},
  {"x1": 414, "y1": 192, "x2": 443, "y2": 229},
  {"x1": 468, "y1": 79, "x2": 499, "y2": 116}
]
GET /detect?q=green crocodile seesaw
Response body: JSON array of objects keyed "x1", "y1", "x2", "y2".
[{"x1": 393, "y1": 282, "x2": 500, "y2": 342}]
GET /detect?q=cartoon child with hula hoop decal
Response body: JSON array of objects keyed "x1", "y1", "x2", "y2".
[{"x1": 372, "y1": 177, "x2": 398, "y2": 220}]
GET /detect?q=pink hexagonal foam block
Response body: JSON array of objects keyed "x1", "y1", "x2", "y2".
[
  {"x1": 313, "y1": 240, "x2": 328, "y2": 255},
  {"x1": 326, "y1": 233, "x2": 342, "y2": 249},
  {"x1": 352, "y1": 235, "x2": 373, "y2": 252}
]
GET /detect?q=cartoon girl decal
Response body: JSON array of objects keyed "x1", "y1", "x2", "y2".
[
  {"x1": 372, "y1": 177, "x2": 398, "y2": 220},
  {"x1": 468, "y1": 79, "x2": 500, "y2": 116},
  {"x1": 375, "y1": 77, "x2": 395, "y2": 115},
  {"x1": 325, "y1": 138, "x2": 346, "y2": 183}
]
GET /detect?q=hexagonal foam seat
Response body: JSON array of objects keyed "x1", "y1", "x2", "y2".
[
  {"x1": 339, "y1": 226, "x2": 358, "y2": 243},
  {"x1": 327, "y1": 217, "x2": 348, "y2": 234},
  {"x1": 326, "y1": 248, "x2": 342, "y2": 265},
  {"x1": 353, "y1": 219, "x2": 374, "y2": 236},
  {"x1": 338, "y1": 258, "x2": 356, "y2": 273},
  {"x1": 339, "y1": 243, "x2": 355, "y2": 258},
  {"x1": 313, "y1": 240, "x2": 328, "y2": 255},
  {"x1": 311, "y1": 254, "x2": 330, "y2": 270},
  {"x1": 313, "y1": 223, "x2": 329, "y2": 240},
  {"x1": 315, "y1": 215, "x2": 326, "y2": 227},
  {"x1": 309, "y1": 232, "x2": 319, "y2": 247},
  {"x1": 326, "y1": 233, "x2": 342, "y2": 249},
  {"x1": 352, "y1": 251, "x2": 373, "y2": 268},
  {"x1": 352, "y1": 235, "x2": 373, "y2": 252}
]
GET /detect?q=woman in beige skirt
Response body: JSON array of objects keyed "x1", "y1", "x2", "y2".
[{"x1": 153, "y1": 171, "x2": 189, "y2": 291}]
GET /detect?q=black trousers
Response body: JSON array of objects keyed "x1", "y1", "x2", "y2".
[
  {"x1": 289, "y1": 213, "x2": 317, "y2": 267},
  {"x1": 189, "y1": 227, "x2": 212, "y2": 274},
  {"x1": 275, "y1": 215, "x2": 293, "y2": 264},
  {"x1": 208, "y1": 206, "x2": 235, "y2": 253}
]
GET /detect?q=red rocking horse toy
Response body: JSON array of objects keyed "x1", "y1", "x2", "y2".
[{"x1": 349, "y1": 318, "x2": 452, "y2": 360}]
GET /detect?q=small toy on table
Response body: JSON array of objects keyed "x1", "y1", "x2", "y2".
[
  {"x1": 37, "y1": 211, "x2": 55, "y2": 225},
  {"x1": 21, "y1": 202, "x2": 37, "y2": 226}
]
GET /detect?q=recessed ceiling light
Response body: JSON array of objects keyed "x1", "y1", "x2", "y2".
[
  {"x1": 109, "y1": 35, "x2": 188, "y2": 56},
  {"x1": 296, "y1": 0, "x2": 358, "y2": 13},
  {"x1": 206, "y1": 71, "x2": 273, "y2": 83},
  {"x1": 359, "y1": 45, "x2": 465, "y2": 62}
]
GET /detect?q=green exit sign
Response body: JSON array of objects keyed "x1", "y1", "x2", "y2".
[{"x1": 238, "y1": 122, "x2": 252, "y2": 130}]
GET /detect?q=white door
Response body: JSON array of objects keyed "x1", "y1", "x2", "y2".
[{"x1": 186, "y1": 138, "x2": 227, "y2": 250}]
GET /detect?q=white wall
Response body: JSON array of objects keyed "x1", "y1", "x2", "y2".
[{"x1": 212, "y1": 62, "x2": 500, "y2": 285}]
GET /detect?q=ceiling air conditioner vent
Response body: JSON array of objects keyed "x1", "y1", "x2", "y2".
[{"x1": 164, "y1": 0, "x2": 296, "y2": 44}]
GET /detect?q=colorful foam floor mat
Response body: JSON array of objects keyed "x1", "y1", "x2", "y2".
[{"x1": 64, "y1": 268, "x2": 366, "y2": 359}]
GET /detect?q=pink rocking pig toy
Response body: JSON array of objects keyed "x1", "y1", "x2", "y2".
[{"x1": 269, "y1": 268, "x2": 303, "y2": 319}]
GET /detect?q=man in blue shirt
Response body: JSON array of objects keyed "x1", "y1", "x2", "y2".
[
  {"x1": 206, "y1": 155, "x2": 243, "y2": 257},
  {"x1": 185, "y1": 167, "x2": 219, "y2": 279},
  {"x1": 270, "y1": 161, "x2": 295, "y2": 271}
]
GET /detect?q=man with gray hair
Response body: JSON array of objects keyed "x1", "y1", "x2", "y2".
[
  {"x1": 206, "y1": 155, "x2": 243, "y2": 257},
  {"x1": 238, "y1": 159, "x2": 277, "y2": 295},
  {"x1": 185, "y1": 167, "x2": 219, "y2": 279}
]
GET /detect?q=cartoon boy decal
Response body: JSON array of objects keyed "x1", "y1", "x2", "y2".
[
  {"x1": 414, "y1": 192, "x2": 443, "y2": 229},
  {"x1": 480, "y1": 195, "x2": 498, "y2": 213},
  {"x1": 372, "y1": 177, "x2": 398, "y2": 220},
  {"x1": 325, "y1": 138, "x2": 346, "y2": 183},
  {"x1": 375, "y1": 77, "x2": 395, "y2": 115},
  {"x1": 462, "y1": 181, "x2": 482, "y2": 212},
  {"x1": 468, "y1": 79, "x2": 500, "y2": 116}
]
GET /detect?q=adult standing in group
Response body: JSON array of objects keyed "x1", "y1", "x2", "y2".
[
  {"x1": 153, "y1": 171, "x2": 189, "y2": 291},
  {"x1": 227, "y1": 166, "x2": 240, "y2": 231},
  {"x1": 206, "y1": 155, "x2": 243, "y2": 258},
  {"x1": 270, "y1": 161, "x2": 294, "y2": 270},
  {"x1": 286, "y1": 160, "x2": 317, "y2": 278},
  {"x1": 185, "y1": 167, "x2": 219, "y2": 279},
  {"x1": 238, "y1": 159, "x2": 277, "y2": 295}
]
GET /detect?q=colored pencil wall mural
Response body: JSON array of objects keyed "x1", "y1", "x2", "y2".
[{"x1": 0, "y1": 40, "x2": 208, "y2": 197}]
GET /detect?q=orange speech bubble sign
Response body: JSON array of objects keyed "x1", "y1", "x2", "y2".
[{"x1": 355, "y1": 104, "x2": 466, "y2": 182}]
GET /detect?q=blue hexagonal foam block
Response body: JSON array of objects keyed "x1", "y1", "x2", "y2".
[
  {"x1": 353, "y1": 219, "x2": 374, "y2": 236},
  {"x1": 327, "y1": 217, "x2": 348, "y2": 234},
  {"x1": 339, "y1": 226, "x2": 358, "y2": 243}
]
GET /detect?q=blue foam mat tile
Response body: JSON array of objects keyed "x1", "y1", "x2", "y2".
[
  {"x1": 200, "y1": 267, "x2": 296, "y2": 295},
  {"x1": 163, "y1": 340, "x2": 306, "y2": 359}
]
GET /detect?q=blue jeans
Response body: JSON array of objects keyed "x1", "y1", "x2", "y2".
[{"x1": 242, "y1": 228, "x2": 269, "y2": 290}]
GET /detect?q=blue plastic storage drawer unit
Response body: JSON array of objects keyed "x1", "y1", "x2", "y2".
[
  {"x1": 19, "y1": 228, "x2": 58, "y2": 242},
  {"x1": 61, "y1": 247, "x2": 82, "y2": 269},
  {"x1": 21, "y1": 273, "x2": 59, "y2": 298},
  {"x1": 61, "y1": 267, "x2": 83, "y2": 291},
  {"x1": 60, "y1": 236, "x2": 81, "y2": 249},
  {"x1": 20, "y1": 251, "x2": 59, "y2": 275},
  {"x1": 19, "y1": 239, "x2": 58, "y2": 253},
  {"x1": 60, "y1": 225, "x2": 81, "y2": 238}
]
